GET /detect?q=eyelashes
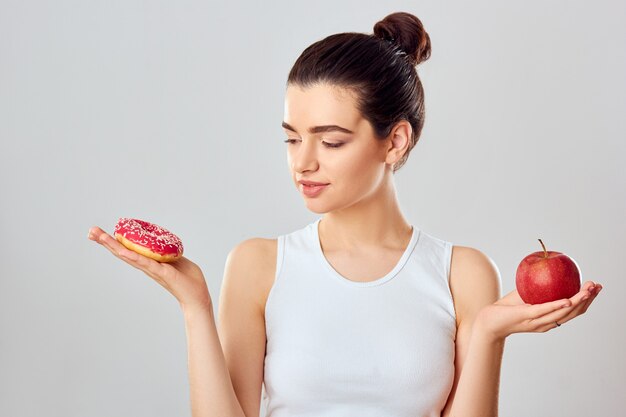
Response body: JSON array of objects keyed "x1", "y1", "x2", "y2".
[{"x1": 283, "y1": 139, "x2": 344, "y2": 148}]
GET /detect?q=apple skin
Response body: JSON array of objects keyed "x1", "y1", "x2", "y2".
[{"x1": 516, "y1": 239, "x2": 581, "y2": 304}]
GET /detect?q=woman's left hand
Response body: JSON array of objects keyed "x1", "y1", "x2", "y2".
[{"x1": 475, "y1": 280, "x2": 603, "y2": 342}]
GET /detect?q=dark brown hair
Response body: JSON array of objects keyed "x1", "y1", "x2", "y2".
[{"x1": 287, "y1": 12, "x2": 432, "y2": 172}]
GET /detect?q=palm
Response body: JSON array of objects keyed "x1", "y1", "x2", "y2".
[
  {"x1": 478, "y1": 282, "x2": 602, "y2": 341},
  {"x1": 88, "y1": 226, "x2": 211, "y2": 309}
]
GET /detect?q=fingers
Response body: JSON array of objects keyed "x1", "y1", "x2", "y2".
[
  {"x1": 89, "y1": 227, "x2": 125, "y2": 258},
  {"x1": 524, "y1": 297, "x2": 572, "y2": 320},
  {"x1": 89, "y1": 226, "x2": 138, "y2": 263},
  {"x1": 527, "y1": 281, "x2": 603, "y2": 331},
  {"x1": 87, "y1": 225, "x2": 169, "y2": 286},
  {"x1": 87, "y1": 226, "x2": 104, "y2": 242},
  {"x1": 120, "y1": 248, "x2": 170, "y2": 286},
  {"x1": 554, "y1": 282, "x2": 603, "y2": 327}
]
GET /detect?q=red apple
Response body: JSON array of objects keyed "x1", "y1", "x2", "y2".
[{"x1": 515, "y1": 239, "x2": 581, "y2": 304}]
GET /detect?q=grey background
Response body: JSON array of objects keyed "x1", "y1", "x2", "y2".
[{"x1": 1, "y1": 0, "x2": 624, "y2": 416}]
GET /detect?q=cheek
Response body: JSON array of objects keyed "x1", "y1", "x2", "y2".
[{"x1": 331, "y1": 148, "x2": 382, "y2": 186}]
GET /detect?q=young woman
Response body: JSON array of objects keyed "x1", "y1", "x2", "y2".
[{"x1": 88, "y1": 12, "x2": 602, "y2": 417}]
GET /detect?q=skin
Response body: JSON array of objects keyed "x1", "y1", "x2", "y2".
[
  {"x1": 87, "y1": 81, "x2": 603, "y2": 417},
  {"x1": 283, "y1": 83, "x2": 416, "y2": 274}
]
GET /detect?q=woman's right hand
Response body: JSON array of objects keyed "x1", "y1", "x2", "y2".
[{"x1": 87, "y1": 226, "x2": 212, "y2": 311}]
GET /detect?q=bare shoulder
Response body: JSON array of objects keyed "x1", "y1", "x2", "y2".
[
  {"x1": 227, "y1": 237, "x2": 277, "y2": 270},
  {"x1": 223, "y1": 237, "x2": 278, "y2": 313},
  {"x1": 440, "y1": 246, "x2": 504, "y2": 416},
  {"x1": 218, "y1": 237, "x2": 277, "y2": 417},
  {"x1": 449, "y1": 245, "x2": 502, "y2": 325}
]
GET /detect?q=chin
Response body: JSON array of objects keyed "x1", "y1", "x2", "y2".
[
  {"x1": 303, "y1": 195, "x2": 356, "y2": 214},
  {"x1": 304, "y1": 203, "x2": 330, "y2": 214}
]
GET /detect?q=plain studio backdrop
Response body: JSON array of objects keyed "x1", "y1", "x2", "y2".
[{"x1": 1, "y1": 0, "x2": 624, "y2": 416}]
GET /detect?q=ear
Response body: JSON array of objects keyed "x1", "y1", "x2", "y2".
[{"x1": 385, "y1": 120, "x2": 412, "y2": 167}]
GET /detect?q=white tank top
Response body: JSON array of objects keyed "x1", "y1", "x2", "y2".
[{"x1": 261, "y1": 218, "x2": 457, "y2": 417}]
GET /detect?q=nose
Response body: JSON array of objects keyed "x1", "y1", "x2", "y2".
[{"x1": 290, "y1": 139, "x2": 319, "y2": 174}]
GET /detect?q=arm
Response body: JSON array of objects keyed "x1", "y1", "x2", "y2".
[
  {"x1": 441, "y1": 246, "x2": 504, "y2": 417},
  {"x1": 183, "y1": 238, "x2": 271, "y2": 417},
  {"x1": 441, "y1": 246, "x2": 603, "y2": 417},
  {"x1": 182, "y1": 305, "x2": 247, "y2": 417},
  {"x1": 443, "y1": 317, "x2": 505, "y2": 417},
  {"x1": 87, "y1": 227, "x2": 249, "y2": 417}
]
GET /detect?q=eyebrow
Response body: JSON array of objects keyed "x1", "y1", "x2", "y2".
[{"x1": 281, "y1": 121, "x2": 354, "y2": 134}]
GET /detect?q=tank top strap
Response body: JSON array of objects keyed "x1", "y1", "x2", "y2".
[{"x1": 263, "y1": 219, "x2": 457, "y2": 417}]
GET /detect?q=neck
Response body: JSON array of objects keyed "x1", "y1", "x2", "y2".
[{"x1": 319, "y1": 174, "x2": 412, "y2": 251}]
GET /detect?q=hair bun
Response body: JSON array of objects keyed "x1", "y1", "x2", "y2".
[{"x1": 373, "y1": 12, "x2": 431, "y2": 66}]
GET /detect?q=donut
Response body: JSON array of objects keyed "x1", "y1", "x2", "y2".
[{"x1": 114, "y1": 218, "x2": 184, "y2": 262}]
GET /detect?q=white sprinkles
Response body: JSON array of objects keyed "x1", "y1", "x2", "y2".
[{"x1": 114, "y1": 217, "x2": 184, "y2": 256}]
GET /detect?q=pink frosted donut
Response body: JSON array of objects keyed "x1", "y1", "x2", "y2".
[{"x1": 114, "y1": 218, "x2": 184, "y2": 262}]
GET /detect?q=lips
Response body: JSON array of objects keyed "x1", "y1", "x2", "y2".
[
  {"x1": 300, "y1": 182, "x2": 328, "y2": 197},
  {"x1": 299, "y1": 180, "x2": 329, "y2": 186}
]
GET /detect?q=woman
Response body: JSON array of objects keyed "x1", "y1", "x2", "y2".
[{"x1": 87, "y1": 12, "x2": 602, "y2": 417}]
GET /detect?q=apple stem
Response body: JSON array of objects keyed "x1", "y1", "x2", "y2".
[{"x1": 538, "y1": 238, "x2": 548, "y2": 258}]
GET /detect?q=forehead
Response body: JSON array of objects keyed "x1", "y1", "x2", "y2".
[{"x1": 284, "y1": 83, "x2": 362, "y2": 129}]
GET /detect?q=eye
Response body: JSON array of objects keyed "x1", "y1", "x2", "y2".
[
  {"x1": 283, "y1": 138, "x2": 344, "y2": 148},
  {"x1": 322, "y1": 141, "x2": 344, "y2": 148}
]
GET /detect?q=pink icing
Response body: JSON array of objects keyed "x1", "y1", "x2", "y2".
[{"x1": 114, "y1": 217, "x2": 183, "y2": 256}]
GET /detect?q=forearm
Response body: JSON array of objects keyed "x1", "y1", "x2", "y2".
[
  {"x1": 448, "y1": 316, "x2": 506, "y2": 417},
  {"x1": 182, "y1": 304, "x2": 246, "y2": 417}
]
